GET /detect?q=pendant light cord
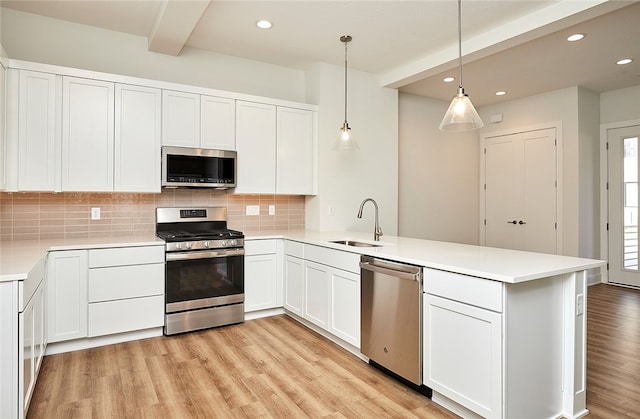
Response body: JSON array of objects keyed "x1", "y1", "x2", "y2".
[
  {"x1": 344, "y1": 38, "x2": 348, "y2": 123},
  {"x1": 458, "y1": 0, "x2": 463, "y2": 90}
]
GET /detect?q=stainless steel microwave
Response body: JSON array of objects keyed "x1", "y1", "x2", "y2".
[{"x1": 162, "y1": 146, "x2": 237, "y2": 189}]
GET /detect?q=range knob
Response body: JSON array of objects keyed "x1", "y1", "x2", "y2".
[
  {"x1": 184, "y1": 242, "x2": 193, "y2": 250},
  {"x1": 204, "y1": 241, "x2": 212, "y2": 248}
]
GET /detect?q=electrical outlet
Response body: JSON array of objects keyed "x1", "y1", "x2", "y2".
[
  {"x1": 269, "y1": 205, "x2": 275, "y2": 215},
  {"x1": 245, "y1": 205, "x2": 260, "y2": 216},
  {"x1": 576, "y1": 293, "x2": 584, "y2": 316},
  {"x1": 328, "y1": 205, "x2": 335, "y2": 216},
  {"x1": 91, "y1": 207, "x2": 101, "y2": 220}
]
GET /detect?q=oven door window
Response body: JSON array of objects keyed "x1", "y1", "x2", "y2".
[{"x1": 166, "y1": 254, "x2": 244, "y2": 304}]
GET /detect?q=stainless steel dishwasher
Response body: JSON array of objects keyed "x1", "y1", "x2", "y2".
[{"x1": 360, "y1": 255, "x2": 423, "y2": 386}]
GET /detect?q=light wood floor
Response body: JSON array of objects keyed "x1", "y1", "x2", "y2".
[
  {"x1": 27, "y1": 283, "x2": 640, "y2": 418},
  {"x1": 27, "y1": 315, "x2": 455, "y2": 418}
]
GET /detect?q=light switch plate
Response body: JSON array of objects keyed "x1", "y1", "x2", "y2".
[
  {"x1": 246, "y1": 205, "x2": 260, "y2": 216},
  {"x1": 91, "y1": 207, "x2": 101, "y2": 220},
  {"x1": 269, "y1": 205, "x2": 275, "y2": 215}
]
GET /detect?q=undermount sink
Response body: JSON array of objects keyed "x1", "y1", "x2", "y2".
[{"x1": 330, "y1": 240, "x2": 382, "y2": 248}]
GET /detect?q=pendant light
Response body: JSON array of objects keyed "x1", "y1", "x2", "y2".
[
  {"x1": 333, "y1": 35, "x2": 359, "y2": 150},
  {"x1": 439, "y1": 0, "x2": 484, "y2": 131}
]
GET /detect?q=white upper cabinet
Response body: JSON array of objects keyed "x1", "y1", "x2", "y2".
[
  {"x1": 276, "y1": 106, "x2": 314, "y2": 195},
  {"x1": 5, "y1": 69, "x2": 60, "y2": 191},
  {"x1": 114, "y1": 84, "x2": 162, "y2": 192},
  {"x1": 235, "y1": 100, "x2": 277, "y2": 194},
  {"x1": 61, "y1": 76, "x2": 115, "y2": 192},
  {"x1": 162, "y1": 90, "x2": 200, "y2": 148},
  {"x1": 201, "y1": 95, "x2": 235, "y2": 150},
  {"x1": 0, "y1": 62, "x2": 7, "y2": 190},
  {"x1": 235, "y1": 101, "x2": 315, "y2": 195}
]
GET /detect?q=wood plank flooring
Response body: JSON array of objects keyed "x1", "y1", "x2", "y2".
[
  {"x1": 27, "y1": 315, "x2": 455, "y2": 418},
  {"x1": 27, "y1": 283, "x2": 640, "y2": 418}
]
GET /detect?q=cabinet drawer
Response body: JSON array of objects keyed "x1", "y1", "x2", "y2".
[
  {"x1": 304, "y1": 244, "x2": 360, "y2": 274},
  {"x1": 245, "y1": 239, "x2": 277, "y2": 255},
  {"x1": 425, "y1": 268, "x2": 503, "y2": 312},
  {"x1": 285, "y1": 240, "x2": 304, "y2": 258},
  {"x1": 88, "y1": 245, "x2": 164, "y2": 268},
  {"x1": 88, "y1": 295, "x2": 164, "y2": 337},
  {"x1": 88, "y1": 263, "x2": 164, "y2": 302}
]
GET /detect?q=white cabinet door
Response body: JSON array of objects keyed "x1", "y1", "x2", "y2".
[
  {"x1": 245, "y1": 253, "x2": 279, "y2": 312},
  {"x1": 303, "y1": 260, "x2": 329, "y2": 329},
  {"x1": 424, "y1": 294, "x2": 502, "y2": 419},
  {"x1": 162, "y1": 90, "x2": 200, "y2": 147},
  {"x1": 235, "y1": 101, "x2": 276, "y2": 193},
  {"x1": 284, "y1": 255, "x2": 304, "y2": 316},
  {"x1": 114, "y1": 84, "x2": 161, "y2": 192},
  {"x1": 61, "y1": 77, "x2": 114, "y2": 191},
  {"x1": 19, "y1": 278, "x2": 44, "y2": 418},
  {"x1": 276, "y1": 106, "x2": 314, "y2": 195},
  {"x1": 47, "y1": 250, "x2": 88, "y2": 343},
  {"x1": 12, "y1": 70, "x2": 59, "y2": 191},
  {"x1": 0, "y1": 62, "x2": 6, "y2": 190},
  {"x1": 328, "y1": 269, "x2": 360, "y2": 347},
  {"x1": 201, "y1": 95, "x2": 235, "y2": 150}
]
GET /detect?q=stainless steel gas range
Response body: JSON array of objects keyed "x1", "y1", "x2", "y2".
[{"x1": 156, "y1": 207, "x2": 244, "y2": 335}]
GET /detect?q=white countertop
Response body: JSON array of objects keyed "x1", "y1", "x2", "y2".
[
  {"x1": 249, "y1": 230, "x2": 606, "y2": 284},
  {"x1": 1, "y1": 230, "x2": 605, "y2": 284},
  {"x1": 0, "y1": 236, "x2": 164, "y2": 282}
]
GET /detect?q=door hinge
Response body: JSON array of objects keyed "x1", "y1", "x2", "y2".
[
  {"x1": 484, "y1": 148, "x2": 486, "y2": 154},
  {"x1": 606, "y1": 181, "x2": 609, "y2": 190},
  {"x1": 555, "y1": 180, "x2": 557, "y2": 188},
  {"x1": 484, "y1": 219, "x2": 487, "y2": 226},
  {"x1": 607, "y1": 263, "x2": 609, "y2": 270},
  {"x1": 484, "y1": 183, "x2": 487, "y2": 190},
  {"x1": 555, "y1": 138, "x2": 557, "y2": 146},
  {"x1": 607, "y1": 222, "x2": 609, "y2": 231},
  {"x1": 555, "y1": 222, "x2": 557, "y2": 230},
  {"x1": 606, "y1": 142, "x2": 609, "y2": 150}
]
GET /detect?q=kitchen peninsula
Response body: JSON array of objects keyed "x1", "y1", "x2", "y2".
[{"x1": 1, "y1": 231, "x2": 604, "y2": 419}]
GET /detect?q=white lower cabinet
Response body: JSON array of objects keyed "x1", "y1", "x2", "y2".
[
  {"x1": 423, "y1": 268, "x2": 503, "y2": 419},
  {"x1": 303, "y1": 260, "x2": 329, "y2": 329},
  {"x1": 284, "y1": 254, "x2": 305, "y2": 317},
  {"x1": 47, "y1": 250, "x2": 88, "y2": 343},
  {"x1": 284, "y1": 241, "x2": 360, "y2": 348},
  {"x1": 424, "y1": 294, "x2": 502, "y2": 419},
  {"x1": 87, "y1": 246, "x2": 164, "y2": 337},
  {"x1": 244, "y1": 239, "x2": 282, "y2": 312},
  {"x1": 1, "y1": 257, "x2": 46, "y2": 419}
]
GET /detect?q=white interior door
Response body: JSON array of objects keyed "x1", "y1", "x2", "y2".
[
  {"x1": 607, "y1": 125, "x2": 640, "y2": 287},
  {"x1": 484, "y1": 128, "x2": 557, "y2": 253}
]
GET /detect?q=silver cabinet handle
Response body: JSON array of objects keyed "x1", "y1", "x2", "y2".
[
  {"x1": 507, "y1": 220, "x2": 517, "y2": 224},
  {"x1": 519, "y1": 220, "x2": 527, "y2": 225}
]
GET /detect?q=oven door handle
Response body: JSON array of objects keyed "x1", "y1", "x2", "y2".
[{"x1": 166, "y1": 248, "x2": 245, "y2": 261}]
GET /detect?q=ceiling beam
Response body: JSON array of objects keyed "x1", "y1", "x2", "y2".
[{"x1": 148, "y1": 0, "x2": 211, "y2": 56}]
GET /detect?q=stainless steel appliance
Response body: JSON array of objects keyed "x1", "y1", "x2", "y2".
[
  {"x1": 162, "y1": 146, "x2": 237, "y2": 189},
  {"x1": 360, "y1": 255, "x2": 423, "y2": 386},
  {"x1": 156, "y1": 207, "x2": 244, "y2": 335}
]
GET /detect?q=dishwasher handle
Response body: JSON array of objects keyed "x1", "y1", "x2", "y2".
[{"x1": 360, "y1": 260, "x2": 421, "y2": 281}]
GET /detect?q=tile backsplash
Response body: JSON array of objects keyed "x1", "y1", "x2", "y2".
[{"x1": 0, "y1": 190, "x2": 305, "y2": 241}]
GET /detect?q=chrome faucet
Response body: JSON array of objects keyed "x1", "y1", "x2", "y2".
[{"x1": 357, "y1": 198, "x2": 383, "y2": 241}]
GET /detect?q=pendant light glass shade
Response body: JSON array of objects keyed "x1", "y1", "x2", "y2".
[
  {"x1": 439, "y1": 0, "x2": 483, "y2": 131},
  {"x1": 333, "y1": 35, "x2": 359, "y2": 150},
  {"x1": 439, "y1": 87, "x2": 484, "y2": 131}
]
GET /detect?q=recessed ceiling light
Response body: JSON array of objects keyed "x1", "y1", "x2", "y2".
[
  {"x1": 617, "y1": 58, "x2": 633, "y2": 65},
  {"x1": 443, "y1": 77, "x2": 455, "y2": 83},
  {"x1": 567, "y1": 33, "x2": 585, "y2": 42},
  {"x1": 256, "y1": 20, "x2": 272, "y2": 29},
  {"x1": 495, "y1": 91, "x2": 507, "y2": 96}
]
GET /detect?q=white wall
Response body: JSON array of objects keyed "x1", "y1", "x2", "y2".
[
  {"x1": 0, "y1": 8, "x2": 306, "y2": 103},
  {"x1": 304, "y1": 62, "x2": 398, "y2": 236},
  {"x1": 397, "y1": 93, "x2": 479, "y2": 245},
  {"x1": 600, "y1": 85, "x2": 640, "y2": 124}
]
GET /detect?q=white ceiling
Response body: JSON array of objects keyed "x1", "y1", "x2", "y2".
[{"x1": 2, "y1": 0, "x2": 639, "y2": 106}]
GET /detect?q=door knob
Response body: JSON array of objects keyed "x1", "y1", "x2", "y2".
[
  {"x1": 507, "y1": 220, "x2": 517, "y2": 224},
  {"x1": 519, "y1": 220, "x2": 527, "y2": 225}
]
